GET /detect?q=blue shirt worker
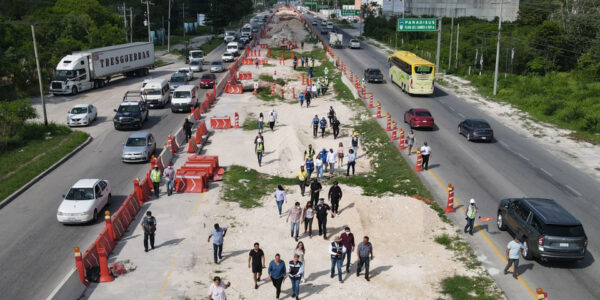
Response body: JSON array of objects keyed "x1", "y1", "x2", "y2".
[
  {"x1": 208, "y1": 223, "x2": 227, "y2": 264},
  {"x1": 319, "y1": 117, "x2": 327, "y2": 138},
  {"x1": 356, "y1": 236, "x2": 374, "y2": 281},
  {"x1": 268, "y1": 254, "x2": 287, "y2": 300}
]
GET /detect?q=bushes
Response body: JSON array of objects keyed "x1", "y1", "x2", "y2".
[{"x1": 0, "y1": 99, "x2": 37, "y2": 152}]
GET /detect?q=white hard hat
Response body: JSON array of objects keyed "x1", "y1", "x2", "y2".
[{"x1": 470, "y1": 198, "x2": 475, "y2": 204}]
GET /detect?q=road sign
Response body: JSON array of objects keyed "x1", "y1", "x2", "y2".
[
  {"x1": 397, "y1": 18, "x2": 437, "y2": 32},
  {"x1": 317, "y1": 4, "x2": 329, "y2": 9},
  {"x1": 341, "y1": 9, "x2": 360, "y2": 16},
  {"x1": 304, "y1": 1, "x2": 317, "y2": 5}
]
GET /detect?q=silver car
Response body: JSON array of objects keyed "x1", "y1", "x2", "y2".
[
  {"x1": 190, "y1": 60, "x2": 203, "y2": 72},
  {"x1": 210, "y1": 61, "x2": 224, "y2": 73},
  {"x1": 121, "y1": 132, "x2": 156, "y2": 162}
]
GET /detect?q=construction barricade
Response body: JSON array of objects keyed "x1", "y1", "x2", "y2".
[
  {"x1": 210, "y1": 116, "x2": 232, "y2": 129},
  {"x1": 174, "y1": 169, "x2": 208, "y2": 193},
  {"x1": 187, "y1": 155, "x2": 225, "y2": 181}
]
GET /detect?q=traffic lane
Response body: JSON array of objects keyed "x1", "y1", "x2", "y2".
[
  {"x1": 0, "y1": 45, "x2": 230, "y2": 299},
  {"x1": 330, "y1": 33, "x2": 600, "y2": 298}
]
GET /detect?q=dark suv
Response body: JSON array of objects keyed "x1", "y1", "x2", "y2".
[
  {"x1": 113, "y1": 98, "x2": 149, "y2": 130},
  {"x1": 364, "y1": 68, "x2": 384, "y2": 83},
  {"x1": 497, "y1": 198, "x2": 587, "y2": 261}
]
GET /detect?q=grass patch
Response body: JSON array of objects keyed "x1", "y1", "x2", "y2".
[
  {"x1": 268, "y1": 48, "x2": 327, "y2": 61},
  {"x1": 259, "y1": 74, "x2": 286, "y2": 86},
  {"x1": 434, "y1": 233, "x2": 453, "y2": 248},
  {"x1": 242, "y1": 113, "x2": 258, "y2": 131},
  {"x1": 154, "y1": 59, "x2": 168, "y2": 67},
  {"x1": 255, "y1": 88, "x2": 285, "y2": 102},
  {"x1": 434, "y1": 233, "x2": 481, "y2": 269},
  {"x1": 198, "y1": 37, "x2": 224, "y2": 56},
  {"x1": 222, "y1": 165, "x2": 297, "y2": 208},
  {"x1": 0, "y1": 124, "x2": 89, "y2": 202},
  {"x1": 440, "y1": 275, "x2": 502, "y2": 300}
]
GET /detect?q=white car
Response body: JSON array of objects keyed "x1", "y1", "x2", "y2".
[
  {"x1": 67, "y1": 104, "x2": 97, "y2": 126},
  {"x1": 321, "y1": 20, "x2": 327, "y2": 26},
  {"x1": 190, "y1": 60, "x2": 203, "y2": 72},
  {"x1": 178, "y1": 67, "x2": 194, "y2": 81},
  {"x1": 222, "y1": 52, "x2": 235, "y2": 62},
  {"x1": 349, "y1": 39, "x2": 361, "y2": 49},
  {"x1": 57, "y1": 179, "x2": 111, "y2": 224}
]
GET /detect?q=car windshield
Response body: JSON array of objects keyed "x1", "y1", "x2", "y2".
[
  {"x1": 212, "y1": 61, "x2": 222, "y2": 66},
  {"x1": 171, "y1": 75, "x2": 185, "y2": 82},
  {"x1": 66, "y1": 188, "x2": 94, "y2": 200},
  {"x1": 415, "y1": 65, "x2": 433, "y2": 74},
  {"x1": 56, "y1": 70, "x2": 75, "y2": 78},
  {"x1": 223, "y1": 53, "x2": 232, "y2": 57},
  {"x1": 369, "y1": 69, "x2": 382, "y2": 75},
  {"x1": 126, "y1": 137, "x2": 147, "y2": 147},
  {"x1": 178, "y1": 70, "x2": 189, "y2": 74},
  {"x1": 472, "y1": 121, "x2": 491, "y2": 129},
  {"x1": 543, "y1": 225, "x2": 585, "y2": 236},
  {"x1": 143, "y1": 89, "x2": 161, "y2": 95},
  {"x1": 201, "y1": 74, "x2": 214, "y2": 80},
  {"x1": 415, "y1": 111, "x2": 432, "y2": 117},
  {"x1": 191, "y1": 61, "x2": 200, "y2": 66},
  {"x1": 191, "y1": 52, "x2": 203, "y2": 58},
  {"x1": 117, "y1": 105, "x2": 139, "y2": 112},
  {"x1": 174, "y1": 91, "x2": 191, "y2": 98},
  {"x1": 71, "y1": 107, "x2": 88, "y2": 114}
]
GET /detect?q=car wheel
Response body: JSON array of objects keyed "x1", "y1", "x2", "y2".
[
  {"x1": 497, "y1": 212, "x2": 507, "y2": 231},
  {"x1": 138, "y1": 121, "x2": 143, "y2": 129},
  {"x1": 467, "y1": 132, "x2": 472, "y2": 141},
  {"x1": 403, "y1": 115, "x2": 407, "y2": 124},
  {"x1": 92, "y1": 209, "x2": 98, "y2": 223},
  {"x1": 522, "y1": 240, "x2": 533, "y2": 260},
  {"x1": 71, "y1": 86, "x2": 78, "y2": 95},
  {"x1": 458, "y1": 126, "x2": 462, "y2": 135},
  {"x1": 107, "y1": 194, "x2": 112, "y2": 206}
]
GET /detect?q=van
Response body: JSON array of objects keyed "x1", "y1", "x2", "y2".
[
  {"x1": 188, "y1": 50, "x2": 204, "y2": 64},
  {"x1": 327, "y1": 21, "x2": 333, "y2": 30},
  {"x1": 224, "y1": 31, "x2": 236, "y2": 42},
  {"x1": 171, "y1": 85, "x2": 198, "y2": 113},
  {"x1": 226, "y1": 42, "x2": 239, "y2": 55},
  {"x1": 142, "y1": 78, "x2": 170, "y2": 108}
]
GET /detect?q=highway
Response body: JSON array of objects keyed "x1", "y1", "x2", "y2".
[
  {"x1": 305, "y1": 14, "x2": 600, "y2": 300},
  {"x1": 0, "y1": 42, "x2": 231, "y2": 299}
]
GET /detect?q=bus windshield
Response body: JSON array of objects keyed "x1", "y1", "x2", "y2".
[{"x1": 414, "y1": 65, "x2": 433, "y2": 74}]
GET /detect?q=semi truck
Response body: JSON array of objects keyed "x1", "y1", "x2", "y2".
[
  {"x1": 329, "y1": 32, "x2": 343, "y2": 49},
  {"x1": 49, "y1": 42, "x2": 155, "y2": 96}
]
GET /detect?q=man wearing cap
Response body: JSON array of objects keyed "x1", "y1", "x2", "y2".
[
  {"x1": 207, "y1": 276, "x2": 230, "y2": 300},
  {"x1": 329, "y1": 235, "x2": 347, "y2": 283},
  {"x1": 163, "y1": 163, "x2": 175, "y2": 196},
  {"x1": 315, "y1": 199, "x2": 331, "y2": 239},
  {"x1": 150, "y1": 165, "x2": 162, "y2": 198},
  {"x1": 328, "y1": 181, "x2": 343, "y2": 216},
  {"x1": 297, "y1": 165, "x2": 309, "y2": 197},
  {"x1": 464, "y1": 198, "x2": 479, "y2": 235},
  {"x1": 340, "y1": 226, "x2": 355, "y2": 272}
]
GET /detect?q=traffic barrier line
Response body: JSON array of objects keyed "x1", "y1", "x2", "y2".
[{"x1": 427, "y1": 169, "x2": 537, "y2": 299}]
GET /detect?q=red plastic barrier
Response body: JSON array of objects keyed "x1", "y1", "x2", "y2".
[
  {"x1": 82, "y1": 242, "x2": 99, "y2": 269},
  {"x1": 168, "y1": 135, "x2": 179, "y2": 154},
  {"x1": 192, "y1": 107, "x2": 201, "y2": 121},
  {"x1": 174, "y1": 169, "x2": 208, "y2": 193},
  {"x1": 182, "y1": 163, "x2": 215, "y2": 179},
  {"x1": 140, "y1": 177, "x2": 152, "y2": 199},
  {"x1": 187, "y1": 138, "x2": 198, "y2": 154},
  {"x1": 187, "y1": 155, "x2": 224, "y2": 180},
  {"x1": 95, "y1": 227, "x2": 116, "y2": 255},
  {"x1": 210, "y1": 116, "x2": 232, "y2": 129},
  {"x1": 111, "y1": 193, "x2": 140, "y2": 240}
]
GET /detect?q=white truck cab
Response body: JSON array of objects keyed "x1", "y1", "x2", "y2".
[
  {"x1": 142, "y1": 78, "x2": 170, "y2": 108},
  {"x1": 188, "y1": 50, "x2": 205, "y2": 64},
  {"x1": 224, "y1": 31, "x2": 236, "y2": 42},
  {"x1": 226, "y1": 42, "x2": 240, "y2": 55},
  {"x1": 171, "y1": 85, "x2": 199, "y2": 113}
]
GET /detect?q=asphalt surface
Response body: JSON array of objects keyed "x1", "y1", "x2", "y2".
[
  {"x1": 306, "y1": 15, "x2": 600, "y2": 300},
  {"x1": 0, "y1": 41, "x2": 231, "y2": 300}
]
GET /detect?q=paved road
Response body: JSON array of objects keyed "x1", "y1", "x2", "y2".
[
  {"x1": 0, "y1": 42, "x2": 230, "y2": 300},
  {"x1": 306, "y1": 14, "x2": 600, "y2": 300}
]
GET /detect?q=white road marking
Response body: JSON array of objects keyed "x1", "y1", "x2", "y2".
[
  {"x1": 540, "y1": 168, "x2": 552, "y2": 177},
  {"x1": 498, "y1": 140, "x2": 510, "y2": 149},
  {"x1": 565, "y1": 185, "x2": 582, "y2": 197},
  {"x1": 448, "y1": 106, "x2": 456, "y2": 112},
  {"x1": 457, "y1": 112, "x2": 466, "y2": 118},
  {"x1": 516, "y1": 152, "x2": 530, "y2": 161}
]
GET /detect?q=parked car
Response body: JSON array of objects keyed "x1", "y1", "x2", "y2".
[
  {"x1": 222, "y1": 52, "x2": 235, "y2": 62},
  {"x1": 113, "y1": 97, "x2": 148, "y2": 130},
  {"x1": 364, "y1": 68, "x2": 383, "y2": 83},
  {"x1": 458, "y1": 118, "x2": 494, "y2": 142},
  {"x1": 57, "y1": 179, "x2": 111, "y2": 224},
  {"x1": 190, "y1": 60, "x2": 203, "y2": 72},
  {"x1": 178, "y1": 67, "x2": 194, "y2": 81},
  {"x1": 67, "y1": 104, "x2": 97, "y2": 126},
  {"x1": 121, "y1": 131, "x2": 156, "y2": 163},
  {"x1": 349, "y1": 39, "x2": 361, "y2": 49},
  {"x1": 210, "y1": 61, "x2": 225, "y2": 73},
  {"x1": 404, "y1": 108, "x2": 434, "y2": 129},
  {"x1": 200, "y1": 73, "x2": 217, "y2": 88},
  {"x1": 169, "y1": 73, "x2": 187, "y2": 93},
  {"x1": 497, "y1": 198, "x2": 588, "y2": 261}
]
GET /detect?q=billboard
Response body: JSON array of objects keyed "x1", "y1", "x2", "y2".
[{"x1": 382, "y1": 0, "x2": 404, "y2": 14}]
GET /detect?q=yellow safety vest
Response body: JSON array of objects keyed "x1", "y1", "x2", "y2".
[
  {"x1": 467, "y1": 205, "x2": 477, "y2": 219},
  {"x1": 297, "y1": 170, "x2": 308, "y2": 181},
  {"x1": 151, "y1": 170, "x2": 161, "y2": 183},
  {"x1": 256, "y1": 143, "x2": 264, "y2": 152}
]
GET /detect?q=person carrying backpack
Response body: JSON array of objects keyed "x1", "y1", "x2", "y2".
[
  {"x1": 312, "y1": 115, "x2": 319, "y2": 137},
  {"x1": 319, "y1": 117, "x2": 327, "y2": 138}
]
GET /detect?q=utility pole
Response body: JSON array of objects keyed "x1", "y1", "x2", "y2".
[
  {"x1": 182, "y1": 3, "x2": 185, "y2": 48},
  {"x1": 123, "y1": 3, "x2": 128, "y2": 42},
  {"x1": 142, "y1": 0, "x2": 152, "y2": 42},
  {"x1": 167, "y1": 0, "x2": 171, "y2": 52},
  {"x1": 31, "y1": 24, "x2": 47, "y2": 125},
  {"x1": 448, "y1": 10, "x2": 453, "y2": 70},
  {"x1": 129, "y1": 8, "x2": 133, "y2": 42},
  {"x1": 162, "y1": 16, "x2": 164, "y2": 46},
  {"x1": 455, "y1": 23, "x2": 460, "y2": 69},
  {"x1": 493, "y1": 0, "x2": 504, "y2": 95},
  {"x1": 435, "y1": 17, "x2": 442, "y2": 75}
]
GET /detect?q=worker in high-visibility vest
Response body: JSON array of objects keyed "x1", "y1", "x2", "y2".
[{"x1": 150, "y1": 165, "x2": 162, "y2": 198}]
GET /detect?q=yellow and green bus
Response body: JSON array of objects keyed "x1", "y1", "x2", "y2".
[{"x1": 388, "y1": 51, "x2": 435, "y2": 95}]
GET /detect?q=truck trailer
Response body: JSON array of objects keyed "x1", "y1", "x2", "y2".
[{"x1": 49, "y1": 42, "x2": 155, "y2": 96}]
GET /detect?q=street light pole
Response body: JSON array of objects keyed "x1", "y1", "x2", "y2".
[
  {"x1": 31, "y1": 24, "x2": 47, "y2": 125},
  {"x1": 493, "y1": 0, "x2": 503, "y2": 95},
  {"x1": 142, "y1": 0, "x2": 152, "y2": 42},
  {"x1": 167, "y1": 0, "x2": 171, "y2": 52},
  {"x1": 435, "y1": 17, "x2": 442, "y2": 75}
]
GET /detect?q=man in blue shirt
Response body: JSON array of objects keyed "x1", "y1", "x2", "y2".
[
  {"x1": 208, "y1": 223, "x2": 227, "y2": 264},
  {"x1": 504, "y1": 236, "x2": 524, "y2": 279},
  {"x1": 268, "y1": 253, "x2": 286, "y2": 300}
]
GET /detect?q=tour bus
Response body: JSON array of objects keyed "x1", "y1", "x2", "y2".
[{"x1": 388, "y1": 51, "x2": 435, "y2": 95}]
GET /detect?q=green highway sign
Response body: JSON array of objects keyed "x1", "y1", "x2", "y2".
[
  {"x1": 317, "y1": 4, "x2": 329, "y2": 9},
  {"x1": 304, "y1": 1, "x2": 317, "y2": 5},
  {"x1": 397, "y1": 18, "x2": 437, "y2": 32},
  {"x1": 341, "y1": 9, "x2": 360, "y2": 16}
]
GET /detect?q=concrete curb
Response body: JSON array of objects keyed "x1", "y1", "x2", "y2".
[{"x1": 0, "y1": 135, "x2": 93, "y2": 209}]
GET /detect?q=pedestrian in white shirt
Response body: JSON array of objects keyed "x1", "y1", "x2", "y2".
[
  {"x1": 420, "y1": 142, "x2": 432, "y2": 170},
  {"x1": 504, "y1": 236, "x2": 524, "y2": 279},
  {"x1": 207, "y1": 276, "x2": 230, "y2": 300},
  {"x1": 327, "y1": 148, "x2": 337, "y2": 175},
  {"x1": 268, "y1": 109, "x2": 277, "y2": 131}
]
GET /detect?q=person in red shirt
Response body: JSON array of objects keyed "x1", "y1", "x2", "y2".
[{"x1": 340, "y1": 226, "x2": 355, "y2": 273}]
